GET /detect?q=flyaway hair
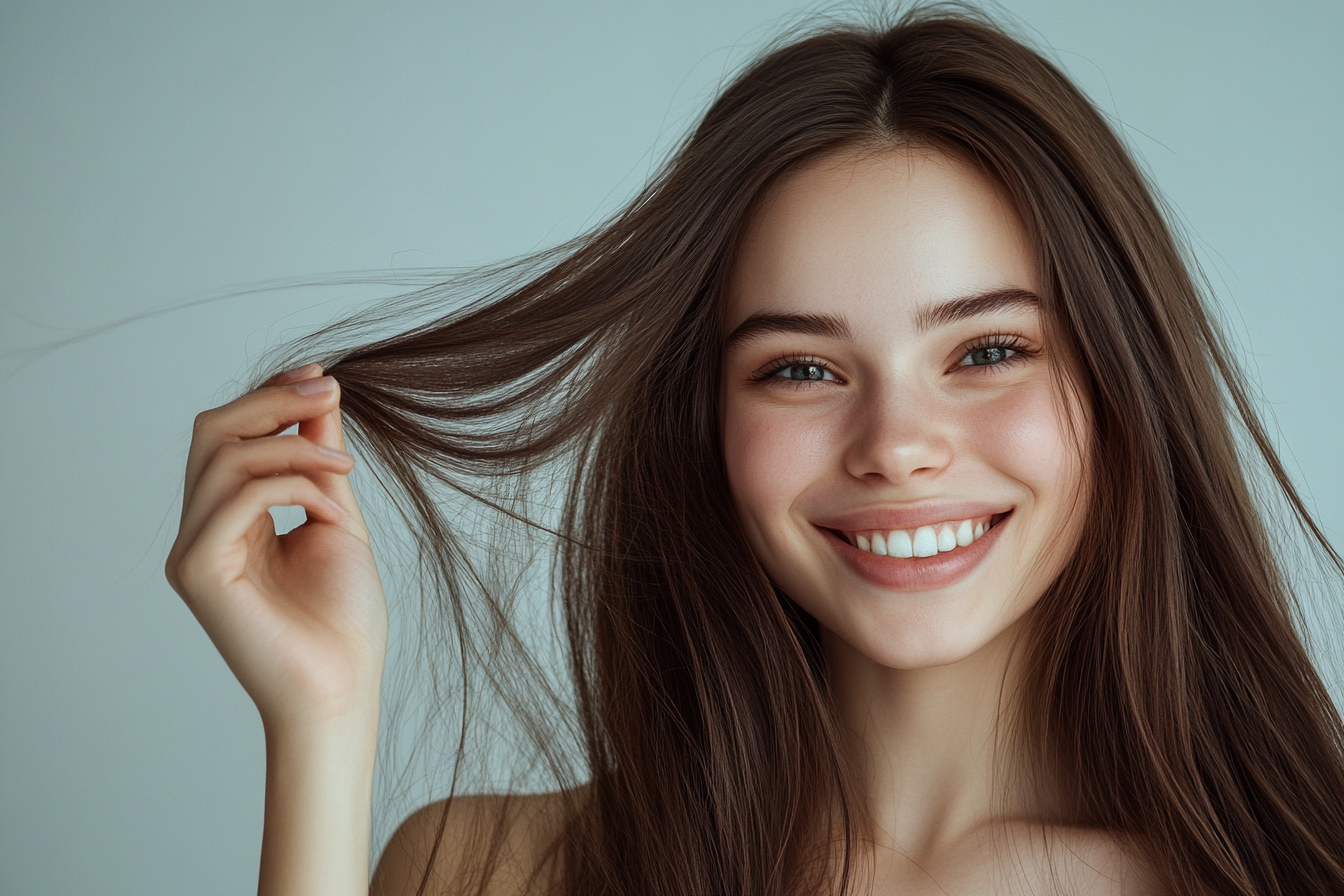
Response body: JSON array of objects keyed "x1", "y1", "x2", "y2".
[{"x1": 257, "y1": 5, "x2": 1344, "y2": 894}]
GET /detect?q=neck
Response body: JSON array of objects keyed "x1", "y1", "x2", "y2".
[{"x1": 823, "y1": 620, "x2": 1040, "y2": 858}]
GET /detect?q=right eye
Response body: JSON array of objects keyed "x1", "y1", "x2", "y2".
[{"x1": 753, "y1": 355, "x2": 842, "y2": 385}]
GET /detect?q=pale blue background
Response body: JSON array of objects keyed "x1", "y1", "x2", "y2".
[{"x1": 2, "y1": 1, "x2": 1340, "y2": 893}]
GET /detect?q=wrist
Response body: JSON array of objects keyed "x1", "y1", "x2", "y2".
[
  {"x1": 262, "y1": 692, "x2": 381, "y2": 747},
  {"x1": 258, "y1": 701, "x2": 380, "y2": 896},
  {"x1": 257, "y1": 655, "x2": 385, "y2": 742}
]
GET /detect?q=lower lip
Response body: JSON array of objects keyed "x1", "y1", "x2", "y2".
[{"x1": 822, "y1": 514, "x2": 1009, "y2": 592}]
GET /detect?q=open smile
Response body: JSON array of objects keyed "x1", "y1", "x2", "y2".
[
  {"x1": 819, "y1": 512, "x2": 1010, "y2": 592},
  {"x1": 842, "y1": 513, "x2": 999, "y2": 558}
]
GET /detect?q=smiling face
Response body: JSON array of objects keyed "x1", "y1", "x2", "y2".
[{"x1": 721, "y1": 146, "x2": 1090, "y2": 671}]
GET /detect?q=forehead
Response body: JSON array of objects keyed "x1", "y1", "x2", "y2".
[{"x1": 725, "y1": 146, "x2": 1037, "y2": 332}]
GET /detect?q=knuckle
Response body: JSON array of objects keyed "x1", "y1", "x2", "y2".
[
  {"x1": 214, "y1": 439, "x2": 243, "y2": 461},
  {"x1": 270, "y1": 438, "x2": 307, "y2": 468},
  {"x1": 164, "y1": 552, "x2": 180, "y2": 593},
  {"x1": 173, "y1": 546, "x2": 207, "y2": 598},
  {"x1": 290, "y1": 435, "x2": 328, "y2": 459},
  {"x1": 200, "y1": 440, "x2": 242, "y2": 481},
  {"x1": 237, "y1": 476, "x2": 270, "y2": 501},
  {"x1": 191, "y1": 408, "x2": 215, "y2": 436},
  {"x1": 276, "y1": 434, "x2": 307, "y2": 451}
]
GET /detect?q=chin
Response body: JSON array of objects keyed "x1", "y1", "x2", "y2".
[
  {"x1": 818, "y1": 597, "x2": 1023, "y2": 672},
  {"x1": 854, "y1": 630, "x2": 989, "y2": 670}
]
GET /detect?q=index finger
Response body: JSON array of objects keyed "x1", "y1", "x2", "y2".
[
  {"x1": 264, "y1": 361, "x2": 324, "y2": 389},
  {"x1": 255, "y1": 362, "x2": 326, "y2": 435},
  {"x1": 183, "y1": 370, "x2": 339, "y2": 509}
]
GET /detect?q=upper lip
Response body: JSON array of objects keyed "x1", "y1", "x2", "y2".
[{"x1": 812, "y1": 501, "x2": 1013, "y2": 533}]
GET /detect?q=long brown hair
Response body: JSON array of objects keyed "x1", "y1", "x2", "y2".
[{"x1": 257, "y1": 5, "x2": 1344, "y2": 893}]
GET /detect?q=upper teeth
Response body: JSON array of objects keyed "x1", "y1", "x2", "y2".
[{"x1": 848, "y1": 516, "x2": 995, "y2": 558}]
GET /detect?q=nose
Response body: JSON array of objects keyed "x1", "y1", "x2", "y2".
[{"x1": 842, "y1": 382, "x2": 954, "y2": 485}]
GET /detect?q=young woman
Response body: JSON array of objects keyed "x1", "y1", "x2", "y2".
[{"x1": 165, "y1": 7, "x2": 1344, "y2": 895}]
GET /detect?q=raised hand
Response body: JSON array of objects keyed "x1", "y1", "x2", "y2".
[{"x1": 165, "y1": 362, "x2": 388, "y2": 732}]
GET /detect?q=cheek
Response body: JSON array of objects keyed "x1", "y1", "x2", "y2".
[
  {"x1": 970, "y1": 383, "x2": 1078, "y2": 490},
  {"x1": 722, "y1": 395, "x2": 836, "y2": 535},
  {"x1": 961, "y1": 375, "x2": 1090, "y2": 565}
]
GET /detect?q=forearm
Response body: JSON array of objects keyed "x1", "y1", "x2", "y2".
[{"x1": 258, "y1": 706, "x2": 380, "y2": 896}]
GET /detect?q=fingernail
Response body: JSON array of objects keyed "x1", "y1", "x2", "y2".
[
  {"x1": 278, "y1": 362, "x2": 321, "y2": 381},
  {"x1": 295, "y1": 376, "x2": 337, "y2": 395},
  {"x1": 316, "y1": 444, "x2": 353, "y2": 462}
]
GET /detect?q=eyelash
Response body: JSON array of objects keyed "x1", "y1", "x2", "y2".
[
  {"x1": 956, "y1": 333, "x2": 1037, "y2": 373},
  {"x1": 751, "y1": 354, "x2": 839, "y2": 388},
  {"x1": 752, "y1": 334, "x2": 1038, "y2": 386}
]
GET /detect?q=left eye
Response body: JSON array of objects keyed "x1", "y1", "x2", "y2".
[
  {"x1": 958, "y1": 345, "x2": 1017, "y2": 367},
  {"x1": 773, "y1": 363, "x2": 837, "y2": 381}
]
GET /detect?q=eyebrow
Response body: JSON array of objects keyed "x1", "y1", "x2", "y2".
[
  {"x1": 723, "y1": 288, "x2": 1040, "y2": 349},
  {"x1": 723, "y1": 312, "x2": 852, "y2": 351},
  {"x1": 913, "y1": 287, "x2": 1040, "y2": 335}
]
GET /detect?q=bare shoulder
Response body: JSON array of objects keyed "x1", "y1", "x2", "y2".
[{"x1": 370, "y1": 788, "x2": 578, "y2": 896}]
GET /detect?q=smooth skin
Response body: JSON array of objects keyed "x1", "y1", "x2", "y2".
[
  {"x1": 721, "y1": 145, "x2": 1156, "y2": 894},
  {"x1": 168, "y1": 366, "x2": 560, "y2": 896},
  {"x1": 169, "y1": 147, "x2": 1159, "y2": 895},
  {"x1": 166, "y1": 363, "x2": 388, "y2": 896}
]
